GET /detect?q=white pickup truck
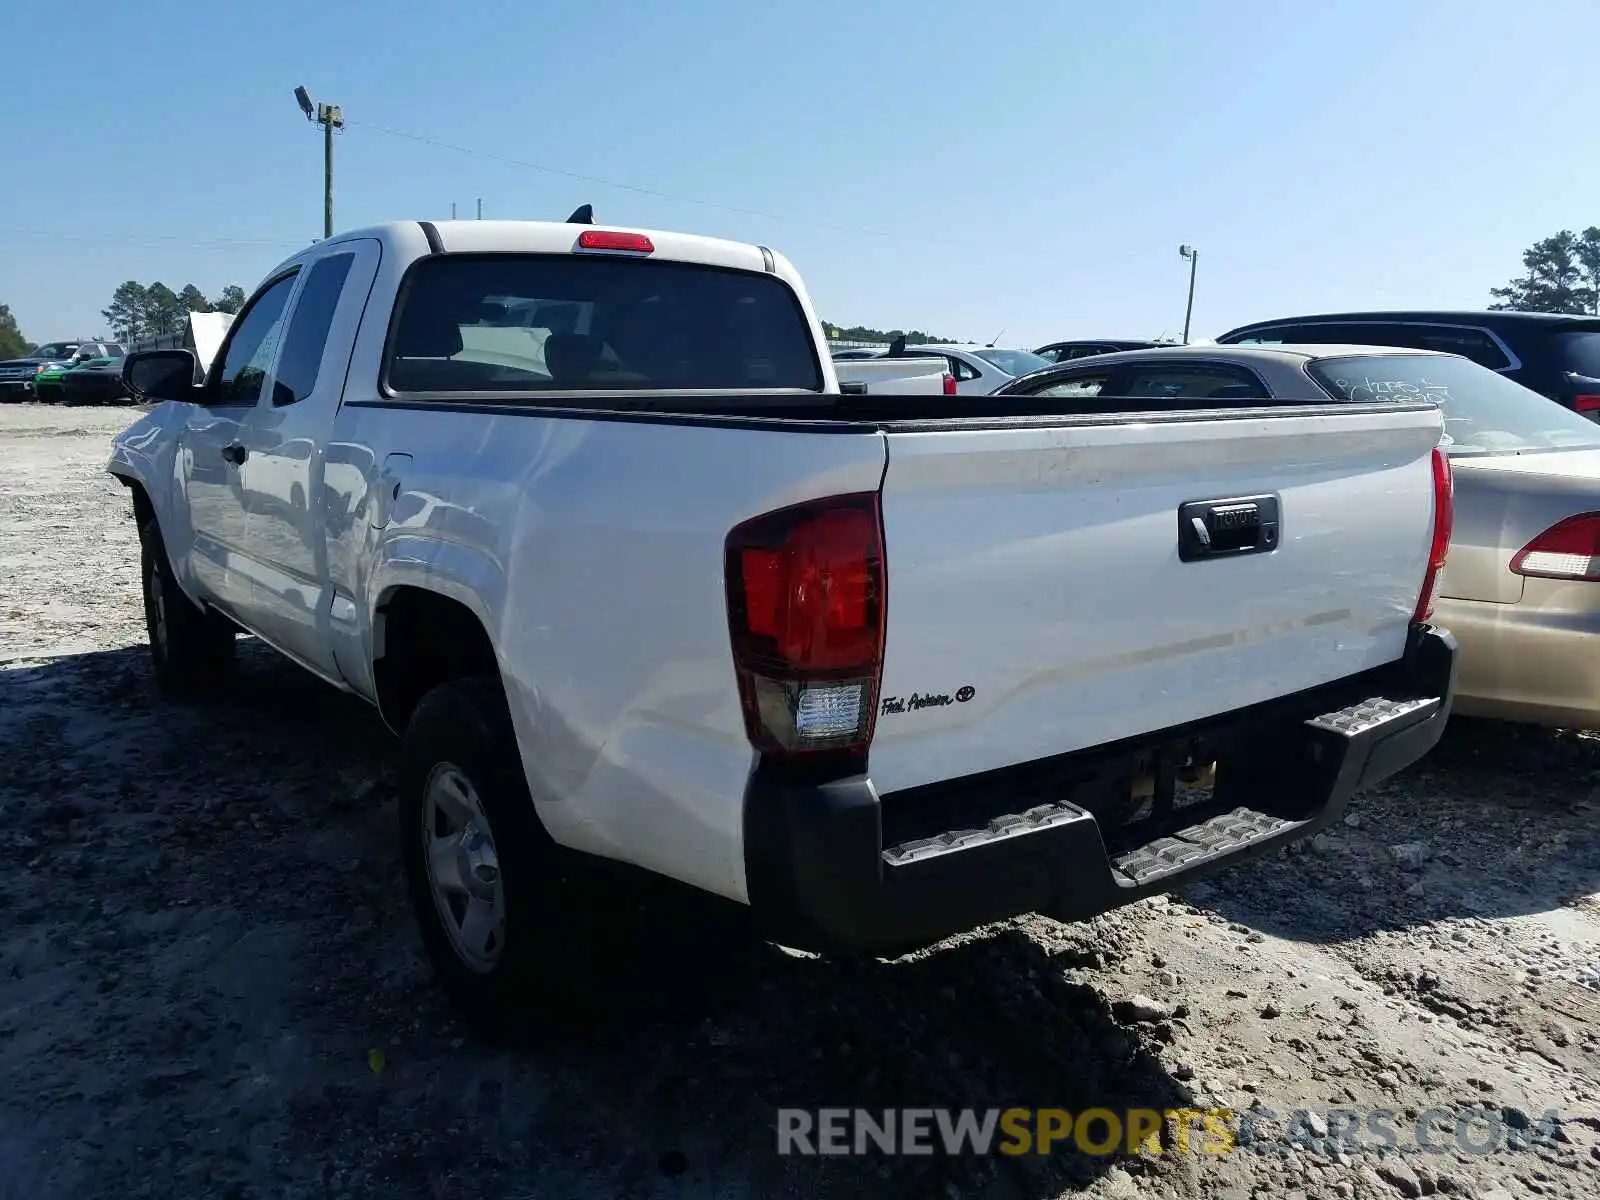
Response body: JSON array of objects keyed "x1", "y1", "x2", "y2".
[
  {"x1": 832, "y1": 355, "x2": 955, "y2": 395},
  {"x1": 107, "y1": 214, "x2": 1458, "y2": 1033}
]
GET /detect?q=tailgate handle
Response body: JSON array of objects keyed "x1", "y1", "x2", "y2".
[{"x1": 1178, "y1": 494, "x2": 1279, "y2": 562}]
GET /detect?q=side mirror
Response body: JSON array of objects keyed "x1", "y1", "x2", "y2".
[{"x1": 123, "y1": 349, "x2": 204, "y2": 404}]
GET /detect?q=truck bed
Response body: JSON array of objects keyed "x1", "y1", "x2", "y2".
[{"x1": 327, "y1": 386, "x2": 1445, "y2": 903}]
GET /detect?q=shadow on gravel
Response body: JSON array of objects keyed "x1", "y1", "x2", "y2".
[
  {"x1": 1182, "y1": 715, "x2": 1600, "y2": 945},
  {"x1": 0, "y1": 643, "x2": 1194, "y2": 1199}
]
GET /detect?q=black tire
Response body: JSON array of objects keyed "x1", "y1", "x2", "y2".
[
  {"x1": 399, "y1": 676, "x2": 578, "y2": 1039},
  {"x1": 139, "y1": 519, "x2": 235, "y2": 698}
]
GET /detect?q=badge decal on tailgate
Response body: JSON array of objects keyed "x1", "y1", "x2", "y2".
[{"x1": 881, "y1": 686, "x2": 975, "y2": 716}]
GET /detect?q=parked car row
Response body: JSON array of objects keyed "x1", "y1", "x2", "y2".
[
  {"x1": 0, "y1": 339, "x2": 127, "y2": 403},
  {"x1": 1, "y1": 312, "x2": 239, "y2": 405},
  {"x1": 31, "y1": 355, "x2": 133, "y2": 405},
  {"x1": 1033, "y1": 309, "x2": 1600, "y2": 420}
]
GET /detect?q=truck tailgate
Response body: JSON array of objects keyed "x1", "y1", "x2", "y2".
[{"x1": 868, "y1": 405, "x2": 1446, "y2": 795}]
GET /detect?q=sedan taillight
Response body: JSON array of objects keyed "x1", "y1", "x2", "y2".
[{"x1": 1510, "y1": 513, "x2": 1600, "y2": 582}]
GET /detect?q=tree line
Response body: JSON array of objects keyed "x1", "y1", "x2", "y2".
[
  {"x1": 0, "y1": 304, "x2": 31, "y2": 360},
  {"x1": 101, "y1": 280, "x2": 248, "y2": 344},
  {"x1": 821, "y1": 320, "x2": 963, "y2": 344},
  {"x1": 1489, "y1": 227, "x2": 1600, "y2": 315}
]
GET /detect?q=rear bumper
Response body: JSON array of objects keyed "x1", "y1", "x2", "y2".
[
  {"x1": 744, "y1": 625, "x2": 1456, "y2": 955},
  {"x1": 1433, "y1": 595, "x2": 1600, "y2": 729}
]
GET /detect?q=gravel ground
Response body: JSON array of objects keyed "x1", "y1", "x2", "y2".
[{"x1": 2, "y1": 402, "x2": 1599, "y2": 1200}]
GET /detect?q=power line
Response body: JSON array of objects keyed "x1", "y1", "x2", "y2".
[
  {"x1": 346, "y1": 120, "x2": 788, "y2": 218},
  {"x1": 344, "y1": 119, "x2": 977, "y2": 248},
  {"x1": 0, "y1": 227, "x2": 306, "y2": 250},
  {"x1": 2, "y1": 118, "x2": 1122, "y2": 262}
]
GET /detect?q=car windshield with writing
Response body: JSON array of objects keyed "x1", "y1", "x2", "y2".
[
  {"x1": 974, "y1": 348, "x2": 1053, "y2": 377},
  {"x1": 386, "y1": 254, "x2": 823, "y2": 394},
  {"x1": 1307, "y1": 353, "x2": 1600, "y2": 456}
]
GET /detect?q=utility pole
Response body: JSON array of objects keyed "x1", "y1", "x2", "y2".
[
  {"x1": 1178, "y1": 244, "x2": 1199, "y2": 344},
  {"x1": 293, "y1": 86, "x2": 343, "y2": 239}
]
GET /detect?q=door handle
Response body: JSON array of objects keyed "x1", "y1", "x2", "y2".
[
  {"x1": 1177, "y1": 494, "x2": 1280, "y2": 562},
  {"x1": 221, "y1": 443, "x2": 247, "y2": 466}
]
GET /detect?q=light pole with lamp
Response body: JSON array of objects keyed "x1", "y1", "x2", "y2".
[
  {"x1": 1178, "y1": 244, "x2": 1199, "y2": 344},
  {"x1": 294, "y1": 86, "x2": 344, "y2": 240}
]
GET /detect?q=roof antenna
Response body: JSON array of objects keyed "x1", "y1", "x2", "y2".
[
  {"x1": 566, "y1": 204, "x2": 594, "y2": 224},
  {"x1": 987, "y1": 327, "x2": 1005, "y2": 348}
]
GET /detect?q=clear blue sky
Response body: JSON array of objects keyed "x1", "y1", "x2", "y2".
[{"x1": 2, "y1": 0, "x2": 1596, "y2": 347}]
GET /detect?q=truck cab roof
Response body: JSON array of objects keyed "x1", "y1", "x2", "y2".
[{"x1": 267, "y1": 219, "x2": 800, "y2": 284}]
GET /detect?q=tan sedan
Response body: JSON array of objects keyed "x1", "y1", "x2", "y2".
[
  {"x1": 1434, "y1": 451, "x2": 1600, "y2": 730},
  {"x1": 1311, "y1": 350, "x2": 1600, "y2": 728}
]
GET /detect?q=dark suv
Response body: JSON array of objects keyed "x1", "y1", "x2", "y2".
[{"x1": 1215, "y1": 310, "x2": 1600, "y2": 419}]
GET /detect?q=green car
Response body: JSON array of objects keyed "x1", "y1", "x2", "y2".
[{"x1": 31, "y1": 361, "x2": 74, "y2": 402}]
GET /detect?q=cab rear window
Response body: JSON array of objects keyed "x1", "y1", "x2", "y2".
[{"x1": 385, "y1": 253, "x2": 823, "y2": 394}]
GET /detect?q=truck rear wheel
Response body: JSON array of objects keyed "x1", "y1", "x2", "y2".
[
  {"x1": 139, "y1": 520, "x2": 235, "y2": 698},
  {"x1": 399, "y1": 676, "x2": 575, "y2": 1039}
]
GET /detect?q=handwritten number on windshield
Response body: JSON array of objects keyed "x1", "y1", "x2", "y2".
[{"x1": 1329, "y1": 375, "x2": 1451, "y2": 405}]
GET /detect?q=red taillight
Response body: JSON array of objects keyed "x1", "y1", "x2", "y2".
[
  {"x1": 576, "y1": 229, "x2": 654, "y2": 253},
  {"x1": 725, "y1": 493, "x2": 886, "y2": 757},
  {"x1": 1414, "y1": 447, "x2": 1454, "y2": 621},
  {"x1": 1575, "y1": 395, "x2": 1600, "y2": 416},
  {"x1": 1510, "y1": 513, "x2": 1600, "y2": 582},
  {"x1": 942, "y1": 372, "x2": 957, "y2": 396}
]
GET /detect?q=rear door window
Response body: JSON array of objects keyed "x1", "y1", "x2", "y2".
[
  {"x1": 1025, "y1": 373, "x2": 1112, "y2": 399},
  {"x1": 930, "y1": 354, "x2": 981, "y2": 382},
  {"x1": 1552, "y1": 330, "x2": 1600, "y2": 377},
  {"x1": 1392, "y1": 325, "x2": 1512, "y2": 370},
  {"x1": 1224, "y1": 325, "x2": 1302, "y2": 344},
  {"x1": 386, "y1": 254, "x2": 822, "y2": 394},
  {"x1": 273, "y1": 252, "x2": 356, "y2": 405}
]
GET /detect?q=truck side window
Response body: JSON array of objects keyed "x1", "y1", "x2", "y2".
[
  {"x1": 273, "y1": 253, "x2": 356, "y2": 406},
  {"x1": 1120, "y1": 365, "x2": 1270, "y2": 400},
  {"x1": 214, "y1": 272, "x2": 298, "y2": 405},
  {"x1": 1391, "y1": 325, "x2": 1512, "y2": 371}
]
